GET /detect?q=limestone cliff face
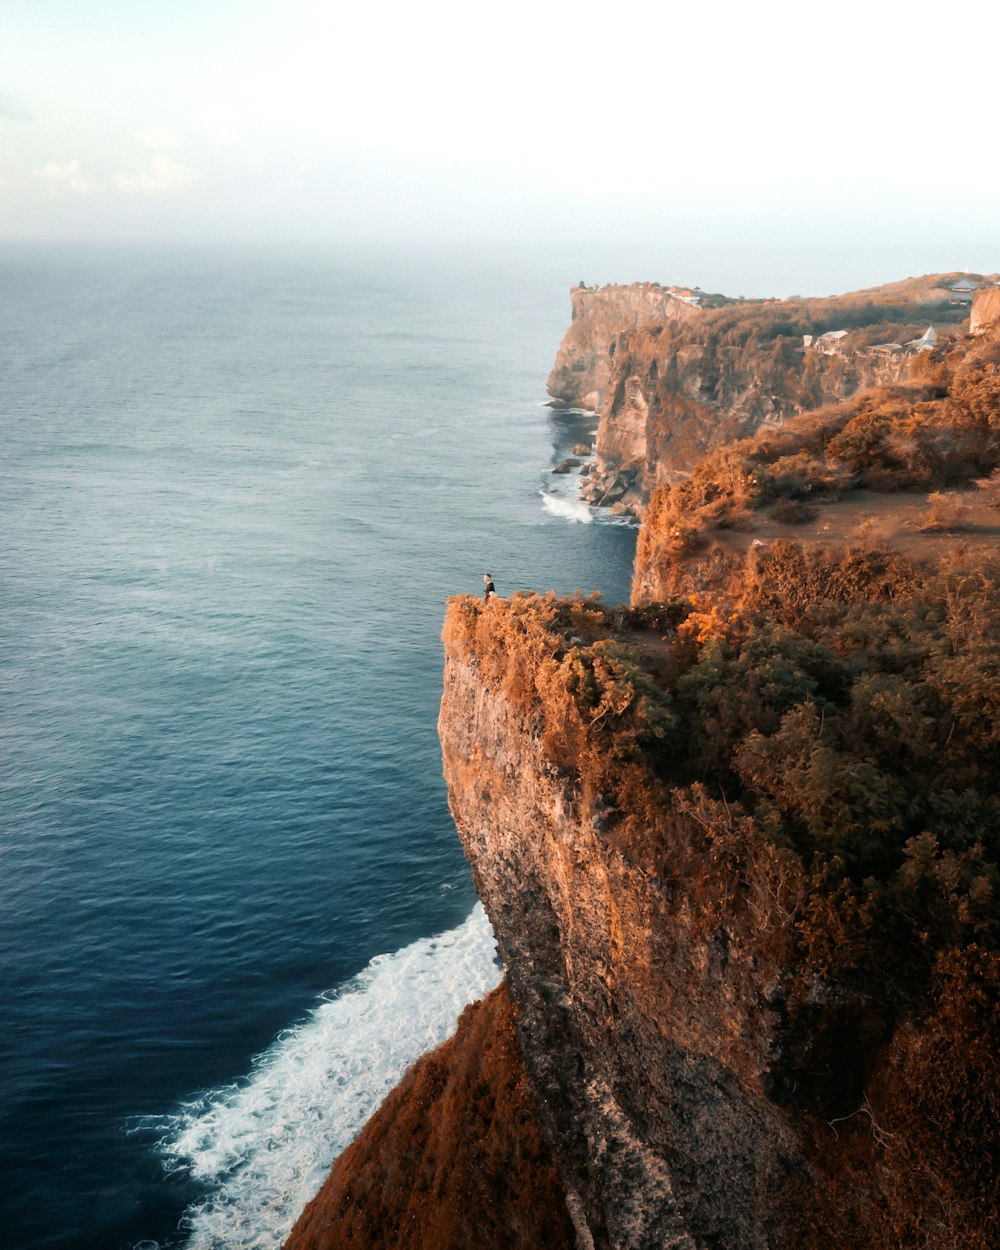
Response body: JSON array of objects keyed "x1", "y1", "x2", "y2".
[
  {"x1": 590, "y1": 324, "x2": 911, "y2": 512},
  {"x1": 438, "y1": 602, "x2": 804, "y2": 1250},
  {"x1": 545, "y1": 284, "x2": 702, "y2": 412},
  {"x1": 437, "y1": 594, "x2": 998, "y2": 1250},
  {"x1": 971, "y1": 285, "x2": 1000, "y2": 334}
]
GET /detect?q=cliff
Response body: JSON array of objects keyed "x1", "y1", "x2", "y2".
[
  {"x1": 436, "y1": 590, "x2": 999, "y2": 1250},
  {"x1": 438, "y1": 598, "x2": 791, "y2": 1249},
  {"x1": 551, "y1": 274, "x2": 985, "y2": 516},
  {"x1": 545, "y1": 283, "x2": 706, "y2": 413},
  {"x1": 283, "y1": 982, "x2": 575, "y2": 1250},
  {"x1": 285, "y1": 275, "x2": 1000, "y2": 1250}
]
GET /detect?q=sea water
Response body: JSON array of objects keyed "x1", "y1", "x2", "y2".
[{"x1": 0, "y1": 245, "x2": 637, "y2": 1250}]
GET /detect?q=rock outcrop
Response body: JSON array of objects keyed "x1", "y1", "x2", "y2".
[
  {"x1": 283, "y1": 982, "x2": 575, "y2": 1250},
  {"x1": 971, "y1": 285, "x2": 1000, "y2": 335},
  {"x1": 585, "y1": 319, "x2": 912, "y2": 514},
  {"x1": 438, "y1": 603, "x2": 790, "y2": 1250}
]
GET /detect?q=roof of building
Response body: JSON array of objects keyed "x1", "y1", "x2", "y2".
[{"x1": 905, "y1": 327, "x2": 937, "y2": 350}]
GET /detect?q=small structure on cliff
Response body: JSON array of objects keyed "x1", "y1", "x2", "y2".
[
  {"x1": 905, "y1": 326, "x2": 937, "y2": 352},
  {"x1": 813, "y1": 328, "x2": 849, "y2": 354},
  {"x1": 950, "y1": 277, "x2": 977, "y2": 304}
]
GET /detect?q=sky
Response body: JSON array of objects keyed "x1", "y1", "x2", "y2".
[{"x1": 1, "y1": 0, "x2": 997, "y2": 290}]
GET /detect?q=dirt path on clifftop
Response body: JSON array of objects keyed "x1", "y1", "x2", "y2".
[{"x1": 711, "y1": 488, "x2": 1000, "y2": 564}]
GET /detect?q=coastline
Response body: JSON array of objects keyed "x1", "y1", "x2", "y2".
[{"x1": 283, "y1": 272, "x2": 1000, "y2": 1250}]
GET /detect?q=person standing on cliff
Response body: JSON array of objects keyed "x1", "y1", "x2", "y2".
[{"x1": 483, "y1": 572, "x2": 496, "y2": 600}]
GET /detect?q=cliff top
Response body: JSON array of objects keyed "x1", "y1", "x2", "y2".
[
  {"x1": 838, "y1": 271, "x2": 1000, "y2": 302},
  {"x1": 576, "y1": 271, "x2": 1000, "y2": 307},
  {"x1": 445, "y1": 574, "x2": 999, "y2": 981},
  {"x1": 547, "y1": 270, "x2": 996, "y2": 414},
  {"x1": 448, "y1": 529, "x2": 1000, "y2": 934}
]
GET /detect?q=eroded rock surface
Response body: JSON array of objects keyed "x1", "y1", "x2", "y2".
[
  {"x1": 546, "y1": 283, "x2": 702, "y2": 413},
  {"x1": 971, "y1": 285, "x2": 1000, "y2": 335},
  {"x1": 436, "y1": 592, "x2": 998, "y2": 1250}
]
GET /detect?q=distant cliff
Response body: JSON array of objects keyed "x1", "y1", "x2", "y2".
[
  {"x1": 548, "y1": 274, "x2": 982, "y2": 516},
  {"x1": 545, "y1": 283, "x2": 705, "y2": 413},
  {"x1": 633, "y1": 304, "x2": 1000, "y2": 603}
]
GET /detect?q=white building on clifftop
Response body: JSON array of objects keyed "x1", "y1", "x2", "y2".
[
  {"x1": 905, "y1": 326, "x2": 937, "y2": 352},
  {"x1": 813, "y1": 329, "x2": 849, "y2": 354},
  {"x1": 950, "y1": 278, "x2": 977, "y2": 304}
]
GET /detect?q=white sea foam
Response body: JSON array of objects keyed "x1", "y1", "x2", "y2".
[
  {"x1": 147, "y1": 904, "x2": 500, "y2": 1250},
  {"x1": 539, "y1": 490, "x2": 593, "y2": 524}
]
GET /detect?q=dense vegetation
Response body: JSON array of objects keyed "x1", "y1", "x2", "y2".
[{"x1": 450, "y1": 565, "x2": 999, "y2": 966}]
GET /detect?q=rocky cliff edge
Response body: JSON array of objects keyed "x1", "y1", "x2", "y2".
[{"x1": 435, "y1": 588, "x2": 998, "y2": 1250}]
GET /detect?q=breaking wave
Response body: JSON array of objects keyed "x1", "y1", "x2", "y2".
[
  {"x1": 539, "y1": 490, "x2": 593, "y2": 524},
  {"x1": 143, "y1": 904, "x2": 500, "y2": 1250}
]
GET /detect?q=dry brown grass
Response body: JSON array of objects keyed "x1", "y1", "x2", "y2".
[
  {"x1": 918, "y1": 491, "x2": 973, "y2": 532},
  {"x1": 974, "y1": 467, "x2": 1000, "y2": 508}
]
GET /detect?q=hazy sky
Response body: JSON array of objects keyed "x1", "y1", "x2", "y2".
[{"x1": 1, "y1": 0, "x2": 997, "y2": 285}]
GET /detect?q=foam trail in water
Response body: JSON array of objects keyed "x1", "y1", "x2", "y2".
[
  {"x1": 148, "y1": 904, "x2": 500, "y2": 1250},
  {"x1": 539, "y1": 490, "x2": 593, "y2": 524}
]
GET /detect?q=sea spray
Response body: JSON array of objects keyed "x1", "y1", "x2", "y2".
[
  {"x1": 142, "y1": 905, "x2": 500, "y2": 1250},
  {"x1": 539, "y1": 490, "x2": 593, "y2": 524}
]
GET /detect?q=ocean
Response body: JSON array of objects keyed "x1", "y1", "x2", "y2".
[{"x1": 0, "y1": 245, "x2": 637, "y2": 1250}]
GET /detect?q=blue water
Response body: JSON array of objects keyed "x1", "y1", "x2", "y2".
[{"x1": 0, "y1": 246, "x2": 636, "y2": 1250}]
